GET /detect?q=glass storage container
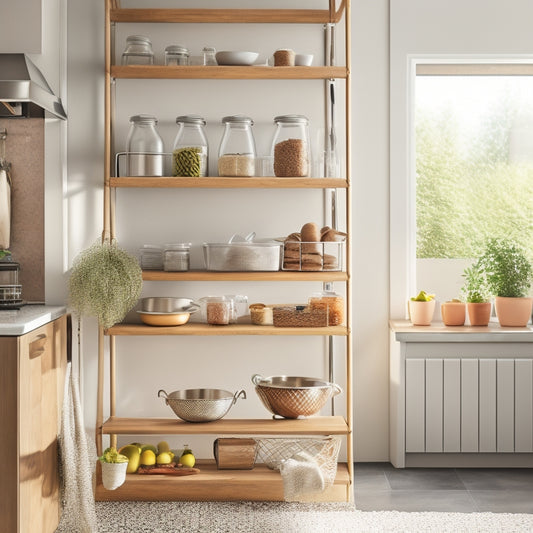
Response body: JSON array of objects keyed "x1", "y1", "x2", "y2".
[
  {"x1": 163, "y1": 243, "x2": 191, "y2": 271},
  {"x1": 271, "y1": 114, "x2": 311, "y2": 177},
  {"x1": 217, "y1": 115, "x2": 256, "y2": 177},
  {"x1": 139, "y1": 245, "x2": 163, "y2": 270},
  {"x1": 165, "y1": 45, "x2": 189, "y2": 66},
  {"x1": 308, "y1": 290, "x2": 345, "y2": 326},
  {"x1": 172, "y1": 115, "x2": 209, "y2": 177},
  {"x1": 202, "y1": 46, "x2": 217, "y2": 65},
  {"x1": 199, "y1": 296, "x2": 234, "y2": 325},
  {"x1": 126, "y1": 114, "x2": 164, "y2": 176},
  {"x1": 121, "y1": 35, "x2": 154, "y2": 65}
]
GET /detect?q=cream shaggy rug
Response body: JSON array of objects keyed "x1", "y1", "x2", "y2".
[{"x1": 94, "y1": 501, "x2": 533, "y2": 532}]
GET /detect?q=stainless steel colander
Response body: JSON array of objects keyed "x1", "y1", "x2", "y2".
[{"x1": 158, "y1": 388, "x2": 246, "y2": 422}]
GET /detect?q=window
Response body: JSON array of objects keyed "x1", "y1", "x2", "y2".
[{"x1": 415, "y1": 65, "x2": 533, "y2": 300}]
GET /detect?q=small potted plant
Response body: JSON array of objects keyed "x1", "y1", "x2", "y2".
[
  {"x1": 440, "y1": 298, "x2": 466, "y2": 326},
  {"x1": 461, "y1": 264, "x2": 492, "y2": 326},
  {"x1": 99, "y1": 446, "x2": 129, "y2": 490},
  {"x1": 476, "y1": 238, "x2": 533, "y2": 327},
  {"x1": 408, "y1": 290, "x2": 436, "y2": 326}
]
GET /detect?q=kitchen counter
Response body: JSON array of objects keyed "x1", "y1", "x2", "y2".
[
  {"x1": 390, "y1": 319, "x2": 533, "y2": 343},
  {"x1": 0, "y1": 305, "x2": 67, "y2": 335}
]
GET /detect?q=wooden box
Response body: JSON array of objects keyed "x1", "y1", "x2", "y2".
[{"x1": 213, "y1": 438, "x2": 257, "y2": 470}]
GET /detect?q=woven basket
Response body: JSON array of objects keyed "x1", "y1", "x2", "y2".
[{"x1": 255, "y1": 436, "x2": 341, "y2": 487}]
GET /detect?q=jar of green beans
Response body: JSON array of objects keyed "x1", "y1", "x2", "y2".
[{"x1": 172, "y1": 115, "x2": 209, "y2": 177}]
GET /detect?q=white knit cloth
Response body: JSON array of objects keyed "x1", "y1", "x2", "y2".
[
  {"x1": 56, "y1": 363, "x2": 98, "y2": 533},
  {"x1": 279, "y1": 451, "x2": 325, "y2": 501}
]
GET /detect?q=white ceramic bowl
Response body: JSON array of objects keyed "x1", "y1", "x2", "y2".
[{"x1": 215, "y1": 51, "x2": 259, "y2": 66}]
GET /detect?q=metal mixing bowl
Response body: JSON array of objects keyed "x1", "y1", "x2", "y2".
[
  {"x1": 158, "y1": 388, "x2": 246, "y2": 422},
  {"x1": 141, "y1": 297, "x2": 199, "y2": 313},
  {"x1": 251, "y1": 374, "x2": 342, "y2": 419}
]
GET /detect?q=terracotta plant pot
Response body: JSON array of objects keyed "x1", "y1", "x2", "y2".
[
  {"x1": 441, "y1": 301, "x2": 466, "y2": 326},
  {"x1": 466, "y1": 302, "x2": 492, "y2": 326},
  {"x1": 408, "y1": 299, "x2": 436, "y2": 326},
  {"x1": 494, "y1": 296, "x2": 533, "y2": 327}
]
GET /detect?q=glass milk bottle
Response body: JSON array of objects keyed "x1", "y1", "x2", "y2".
[
  {"x1": 172, "y1": 115, "x2": 209, "y2": 177},
  {"x1": 217, "y1": 115, "x2": 257, "y2": 177},
  {"x1": 271, "y1": 114, "x2": 311, "y2": 177},
  {"x1": 125, "y1": 114, "x2": 164, "y2": 176}
]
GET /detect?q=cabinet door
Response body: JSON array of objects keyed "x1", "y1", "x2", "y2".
[{"x1": 19, "y1": 316, "x2": 66, "y2": 533}]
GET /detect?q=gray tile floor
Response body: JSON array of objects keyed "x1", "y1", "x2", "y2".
[{"x1": 354, "y1": 463, "x2": 533, "y2": 513}]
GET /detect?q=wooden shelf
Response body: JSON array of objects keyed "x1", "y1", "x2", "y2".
[
  {"x1": 102, "y1": 416, "x2": 349, "y2": 436},
  {"x1": 110, "y1": 8, "x2": 344, "y2": 25},
  {"x1": 142, "y1": 270, "x2": 348, "y2": 282},
  {"x1": 106, "y1": 323, "x2": 349, "y2": 336},
  {"x1": 111, "y1": 65, "x2": 348, "y2": 80},
  {"x1": 95, "y1": 462, "x2": 351, "y2": 502},
  {"x1": 109, "y1": 176, "x2": 348, "y2": 189}
]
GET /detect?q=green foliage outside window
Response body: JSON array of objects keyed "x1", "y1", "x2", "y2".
[{"x1": 416, "y1": 82, "x2": 533, "y2": 261}]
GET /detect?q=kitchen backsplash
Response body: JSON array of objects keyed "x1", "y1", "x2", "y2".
[{"x1": 0, "y1": 118, "x2": 44, "y2": 302}]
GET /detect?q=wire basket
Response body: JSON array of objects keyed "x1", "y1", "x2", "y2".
[{"x1": 255, "y1": 436, "x2": 341, "y2": 487}]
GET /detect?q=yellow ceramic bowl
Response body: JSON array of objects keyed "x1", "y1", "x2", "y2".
[{"x1": 137, "y1": 311, "x2": 191, "y2": 327}]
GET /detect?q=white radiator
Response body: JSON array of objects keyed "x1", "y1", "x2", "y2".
[{"x1": 405, "y1": 358, "x2": 533, "y2": 453}]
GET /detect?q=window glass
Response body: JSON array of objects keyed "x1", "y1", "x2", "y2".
[{"x1": 415, "y1": 74, "x2": 533, "y2": 299}]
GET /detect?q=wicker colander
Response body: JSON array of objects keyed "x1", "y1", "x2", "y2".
[{"x1": 251, "y1": 375, "x2": 342, "y2": 419}]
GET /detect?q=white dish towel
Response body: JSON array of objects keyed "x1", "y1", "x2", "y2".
[
  {"x1": 279, "y1": 450, "x2": 325, "y2": 501},
  {"x1": 0, "y1": 167, "x2": 10, "y2": 249}
]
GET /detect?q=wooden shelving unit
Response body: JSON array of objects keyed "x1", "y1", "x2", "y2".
[{"x1": 97, "y1": 0, "x2": 352, "y2": 503}]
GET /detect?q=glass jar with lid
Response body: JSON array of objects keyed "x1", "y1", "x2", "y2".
[
  {"x1": 121, "y1": 35, "x2": 154, "y2": 65},
  {"x1": 308, "y1": 290, "x2": 345, "y2": 326},
  {"x1": 271, "y1": 114, "x2": 311, "y2": 177},
  {"x1": 172, "y1": 115, "x2": 209, "y2": 177},
  {"x1": 217, "y1": 115, "x2": 256, "y2": 177},
  {"x1": 163, "y1": 243, "x2": 191, "y2": 272},
  {"x1": 165, "y1": 45, "x2": 189, "y2": 66},
  {"x1": 126, "y1": 115, "x2": 164, "y2": 176},
  {"x1": 202, "y1": 46, "x2": 217, "y2": 66},
  {"x1": 139, "y1": 245, "x2": 163, "y2": 270}
]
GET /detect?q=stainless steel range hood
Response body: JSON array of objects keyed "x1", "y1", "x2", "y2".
[{"x1": 0, "y1": 54, "x2": 66, "y2": 120}]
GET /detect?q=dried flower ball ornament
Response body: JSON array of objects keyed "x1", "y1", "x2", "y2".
[{"x1": 68, "y1": 238, "x2": 142, "y2": 329}]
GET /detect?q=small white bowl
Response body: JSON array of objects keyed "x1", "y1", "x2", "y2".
[
  {"x1": 215, "y1": 51, "x2": 259, "y2": 66},
  {"x1": 295, "y1": 54, "x2": 314, "y2": 66}
]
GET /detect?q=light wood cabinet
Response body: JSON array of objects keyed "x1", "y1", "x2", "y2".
[
  {"x1": 96, "y1": 0, "x2": 352, "y2": 502},
  {"x1": 0, "y1": 314, "x2": 67, "y2": 533}
]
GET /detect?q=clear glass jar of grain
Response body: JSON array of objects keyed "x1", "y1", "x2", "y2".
[
  {"x1": 270, "y1": 114, "x2": 311, "y2": 177},
  {"x1": 172, "y1": 115, "x2": 209, "y2": 177},
  {"x1": 217, "y1": 115, "x2": 256, "y2": 177},
  {"x1": 126, "y1": 115, "x2": 164, "y2": 176},
  {"x1": 121, "y1": 35, "x2": 154, "y2": 65},
  {"x1": 165, "y1": 45, "x2": 189, "y2": 66}
]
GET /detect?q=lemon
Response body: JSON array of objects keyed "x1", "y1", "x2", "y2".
[
  {"x1": 139, "y1": 449, "x2": 156, "y2": 466},
  {"x1": 179, "y1": 451, "x2": 195, "y2": 468},
  {"x1": 157, "y1": 440, "x2": 171, "y2": 454},
  {"x1": 156, "y1": 452, "x2": 172, "y2": 465}
]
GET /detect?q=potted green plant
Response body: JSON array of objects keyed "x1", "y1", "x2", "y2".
[
  {"x1": 99, "y1": 447, "x2": 129, "y2": 490},
  {"x1": 476, "y1": 238, "x2": 533, "y2": 327},
  {"x1": 460, "y1": 264, "x2": 492, "y2": 326},
  {"x1": 408, "y1": 290, "x2": 436, "y2": 326}
]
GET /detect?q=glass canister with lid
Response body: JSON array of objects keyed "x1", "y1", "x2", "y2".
[
  {"x1": 163, "y1": 243, "x2": 191, "y2": 271},
  {"x1": 126, "y1": 114, "x2": 164, "y2": 176},
  {"x1": 271, "y1": 114, "x2": 311, "y2": 177},
  {"x1": 308, "y1": 290, "x2": 345, "y2": 326},
  {"x1": 217, "y1": 115, "x2": 257, "y2": 177},
  {"x1": 165, "y1": 45, "x2": 189, "y2": 66},
  {"x1": 121, "y1": 35, "x2": 154, "y2": 65},
  {"x1": 172, "y1": 115, "x2": 209, "y2": 177}
]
